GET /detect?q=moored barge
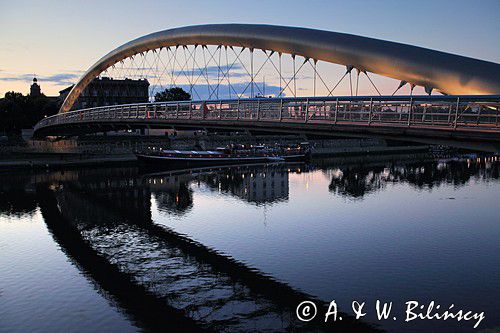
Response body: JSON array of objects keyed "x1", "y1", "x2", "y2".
[{"x1": 136, "y1": 143, "x2": 310, "y2": 168}]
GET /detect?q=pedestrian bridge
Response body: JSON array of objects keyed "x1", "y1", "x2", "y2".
[
  {"x1": 34, "y1": 24, "x2": 500, "y2": 148},
  {"x1": 34, "y1": 95, "x2": 500, "y2": 147}
]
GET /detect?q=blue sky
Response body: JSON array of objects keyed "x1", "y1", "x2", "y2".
[{"x1": 0, "y1": 0, "x2": 498, "y2": 96}]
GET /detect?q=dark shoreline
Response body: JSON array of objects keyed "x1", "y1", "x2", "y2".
[{"x1": 0, "y1": 145, "x2": 432, "y2": 171}]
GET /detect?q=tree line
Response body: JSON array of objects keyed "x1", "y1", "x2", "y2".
[
  {"x1": 0, "y1": 87, "x2": 191, "y2": 134},
  {"x1": 0, "y1": 92, "x2": 58, "y2": 134}
]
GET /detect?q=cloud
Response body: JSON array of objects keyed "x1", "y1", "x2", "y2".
[
  {"x1": 0, "y1": 71, "x2": 82, "y2": 86},
  {"x1": 170, "y1": 64, "x2": 248, "y2": 79},
  {"x1": 0, "y1": 73, "x2": 33, "y2": 82},
  {"x1": 43, "y1": 73, "x2": 81, "y2": 85}
]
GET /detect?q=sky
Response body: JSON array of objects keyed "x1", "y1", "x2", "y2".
[{"x1": 0, "y1": 0, "x2": 499, "y2": 97}]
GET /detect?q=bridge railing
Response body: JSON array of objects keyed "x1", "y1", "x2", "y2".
[{"x1": 35, "y1": 96, "x2": 500, "y2": 133}]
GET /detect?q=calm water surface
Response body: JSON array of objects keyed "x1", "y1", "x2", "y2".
[{"x1": 1, "y1": 153, "x2": 499, "y2": 332}]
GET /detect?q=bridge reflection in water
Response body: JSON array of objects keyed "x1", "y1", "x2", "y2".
[
  {"x1": 35, "y1": 164, "x2": 379, "y2": 332},
  {"x1": 1, "y1": 154, "x2": 498, "y2": 332}
]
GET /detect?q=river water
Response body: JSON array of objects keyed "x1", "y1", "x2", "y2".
[{"x1": 1, "y1": 153, "x2": 499, "y2": 332}]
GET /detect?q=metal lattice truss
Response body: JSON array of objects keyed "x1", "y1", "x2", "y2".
[
  {"x1": 101, "y1": 45, "x2": 405, "y2": 102},
  {"x1": 60, "y1": 24, "x2": 500, "y2": 113}
]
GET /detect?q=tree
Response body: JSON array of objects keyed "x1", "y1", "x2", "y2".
[
  {"x1": 154, "y1": 87, "x2": 191, "y2": 102},
  {"x1": 0, "y1": 91, "x2": 58, "y2": 133}
]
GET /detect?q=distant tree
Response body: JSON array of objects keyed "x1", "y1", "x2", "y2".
[
  {"x1": 0, "y1": 91, "x2": 58, "y2": 133},
  {"x1": 154, "y1": 87, "x2": 191, "y2": 102},
  {"x1": 4, "y1": 91, "x2": 25, "y2": 101}
]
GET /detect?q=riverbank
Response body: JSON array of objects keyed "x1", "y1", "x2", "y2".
[
  {"x1": 0, "y1": 134, "x2": 431, "y2": 170},
  {"x1": 0, "y1": 153, "x2": 136, "y2": 171},
  {"x1": 0, "y1": 146, "x2": 430, "y2": 171}
]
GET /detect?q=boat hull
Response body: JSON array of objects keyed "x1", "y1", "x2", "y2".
[
  {"x1": 136, "y1": 154, "x2": 276, "y2": 168},
  {"x1": 282, "y1": 154, "x2": 310, "y2": 162}
]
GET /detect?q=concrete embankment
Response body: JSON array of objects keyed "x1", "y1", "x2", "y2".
[
  {"x1": 0, "y1": 153, "x2": 136, "y2": 171},
  {"x1": 0, "y1": 135, "x2": 429, "y2": 170}
]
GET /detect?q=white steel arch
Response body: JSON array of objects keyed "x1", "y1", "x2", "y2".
[{"x1": 60, "y1": 24, "x2": 500, "y2": 113}]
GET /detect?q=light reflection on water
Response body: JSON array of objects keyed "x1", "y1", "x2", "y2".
[
  {"x1": 0, "y1": 153, "x2": 499, "y2": 332},
  {"x1": 0, "y1": 211, "x2": 139, "y2": 333}
]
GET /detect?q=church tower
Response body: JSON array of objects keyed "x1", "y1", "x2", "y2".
[{"x1": 30, "y1": 77, "x2": 41, "y2": 96}]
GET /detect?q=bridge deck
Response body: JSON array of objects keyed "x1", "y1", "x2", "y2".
[{"x1": 35, "y1": 96, "x2": 500, "y2": 143}]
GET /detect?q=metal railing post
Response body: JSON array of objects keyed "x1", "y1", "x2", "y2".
[
  {"x1": 256, "y1": 99, "x2": 260, "y2": 120},
  {"x1": 334, "y1": 98, "x2": 339, "y2": 124},
  {"x1": 368, "y1": 98, "x2": 373, "y2": 125},
  {"x1": 237, "y1": 99, "x2": 240, "y2": 120},
  {"x1": 454, "y1": 97, "x2": 460, "y2": 129},
  {"x1": 279, "y1": 99, "x2": 283, "y2": 122},
  {"x1": 305, "y1": 98, "x2": 309, "y2": 123},
  {"x1": 189, "y1": 102, "x2": 192, "y2": 119},
  {"x1": 176, "y1": 103, "x2": 179, "y2": 119},
  {"x1": 407, "y1": 98, "x2": 413, "y2": 127}
]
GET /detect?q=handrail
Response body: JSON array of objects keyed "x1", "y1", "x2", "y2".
[{"x1": 35, "y1": 95, "x2": 500, "y2": 133}]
